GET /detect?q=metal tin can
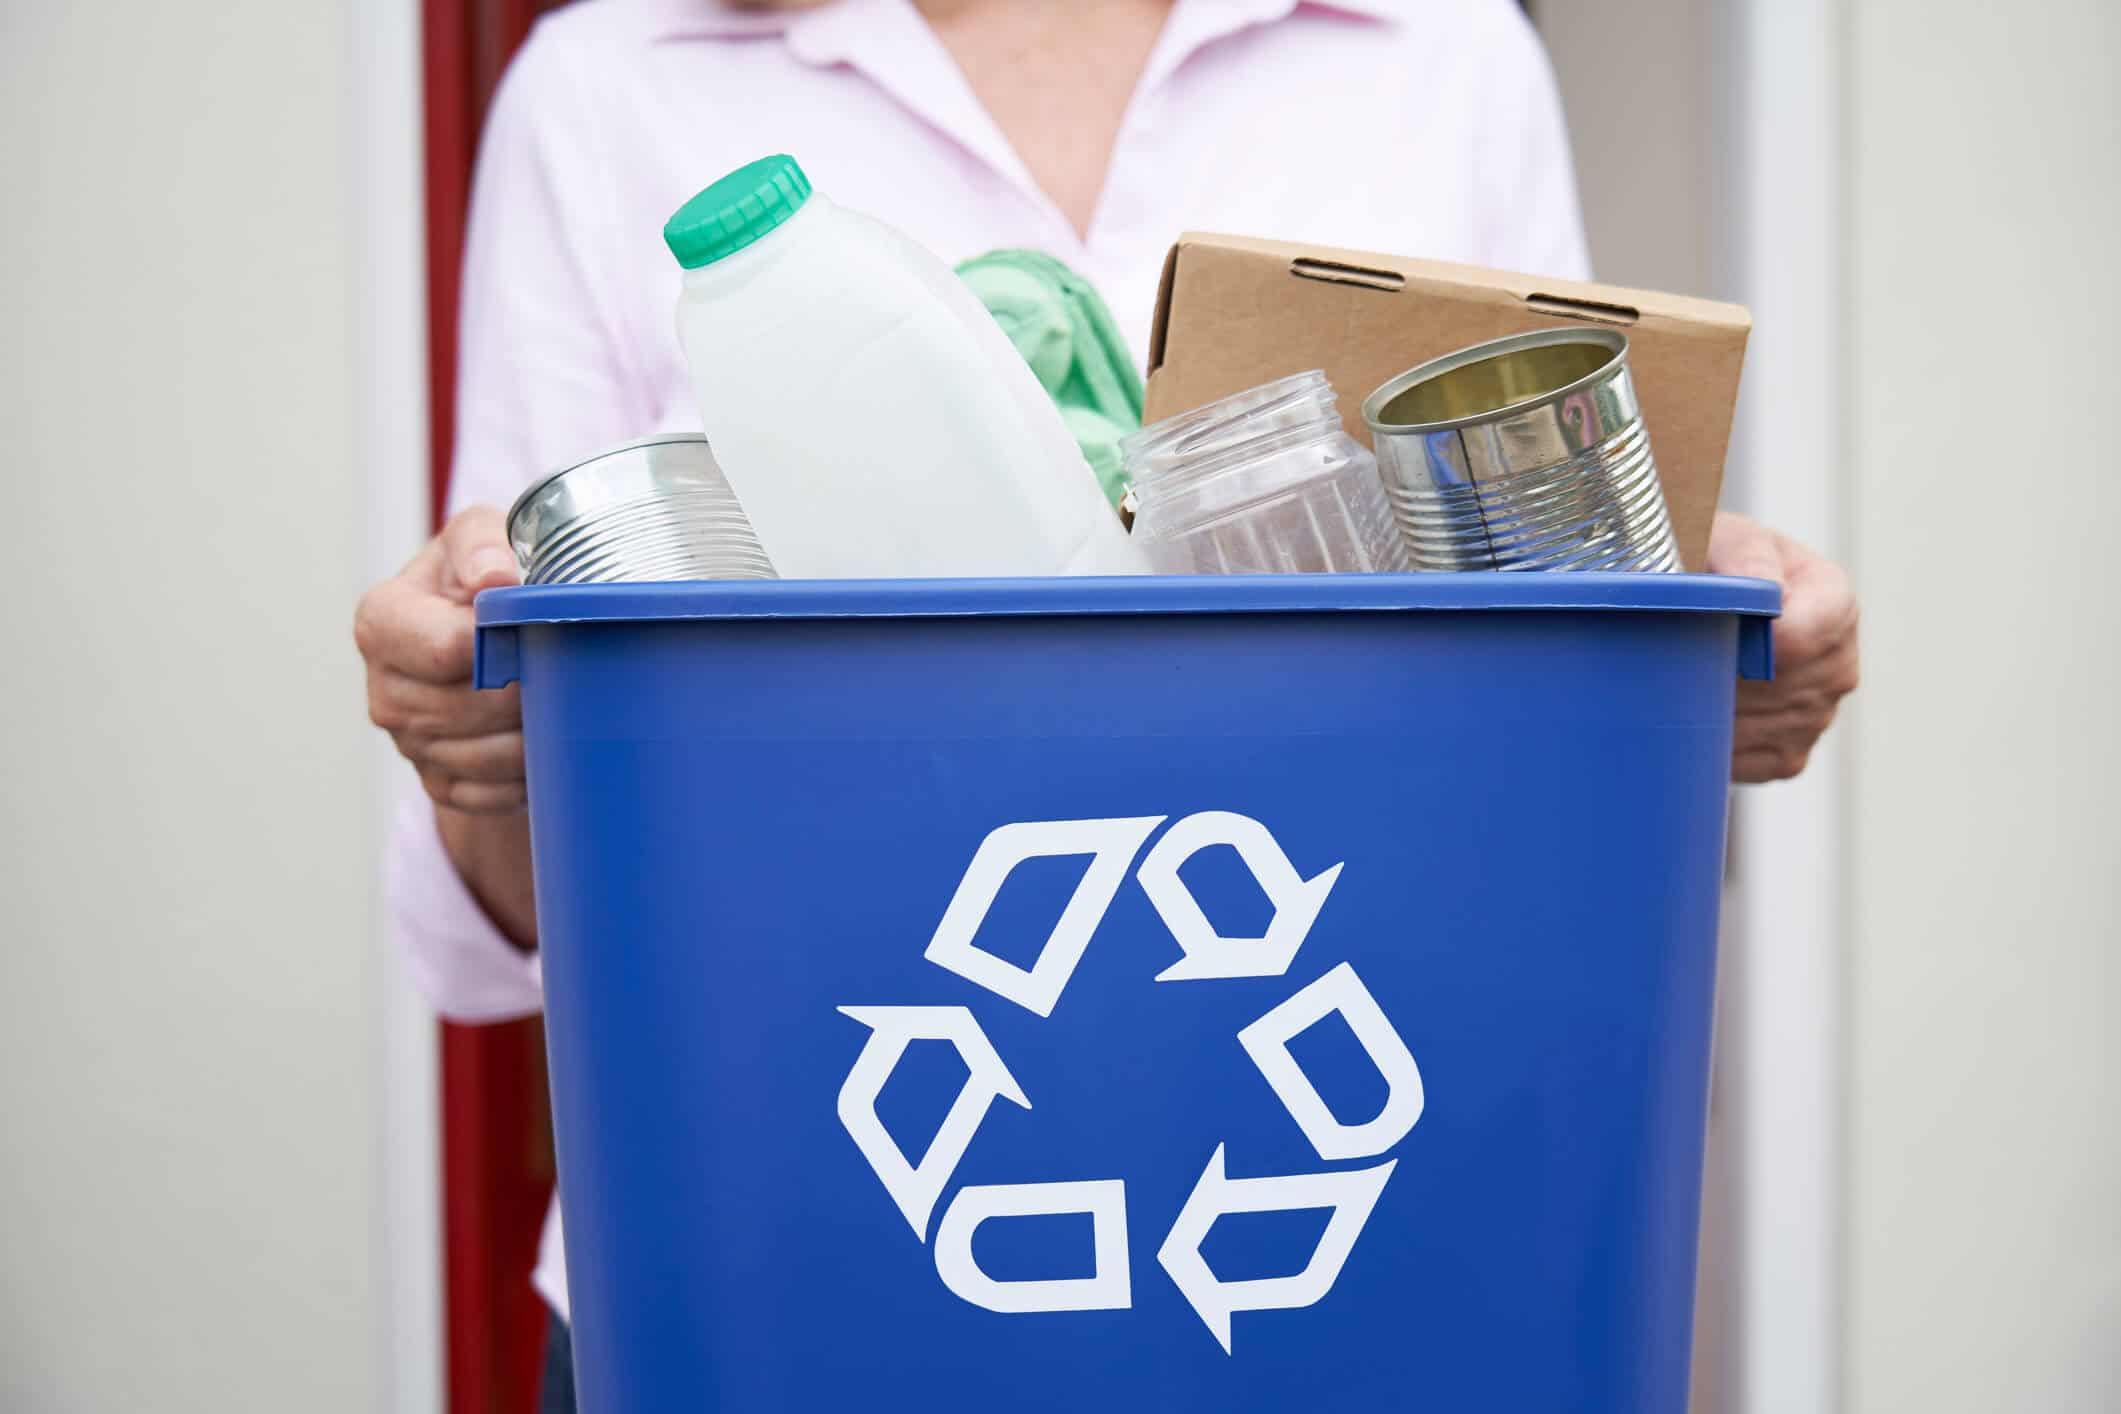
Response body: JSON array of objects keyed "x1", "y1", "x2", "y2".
[
  {"x1": 1361, "y1": 329, "x2": 1680, "y2": 572},
  {"x1": 506, "y1": 433, "x2": 775, "y2": 585}
]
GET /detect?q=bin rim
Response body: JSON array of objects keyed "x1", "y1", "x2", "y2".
[{"x1": 474, "y1": 572, "x2": 1779, "y2": 629}]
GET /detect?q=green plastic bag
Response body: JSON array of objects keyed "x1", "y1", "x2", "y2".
[{"x1": 956, "y1": 249, "x2": 1143, "y2": 508}]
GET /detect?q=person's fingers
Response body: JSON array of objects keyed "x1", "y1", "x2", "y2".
[
  {"x1": 1734, "y1": 697, "x2": 1841, "y2": 747},
  {"x1": 1715, "y1": 522, "x2": 1858, "y2": 785},
  {"x1": 1827, "y1": 632, "x2": 1861, "y2": 698},
  {"x1": 419, "y1": 767, "x2": 528, "y2": 816},
  {"x1": 390, "y1": 532, "x2": 446, "y2": 585},
  {"x1": 399, "y1": 730, "x2": 527, "y2": 784},
  {"x1": 1762, "y1": 630, "x2": 1860, "y2": 703},
  {"x1": 1706, "y1": 510, "x2": 1785, "y2": 585},
  {"x1": 1735, "y1": 650, "x2": 1844, "y2": 708},
  {"x1": 354, "y1": 575, "x2": 478, "y2": 684},
  {"x1": 441, "y1": 780, "x2": 529, "y2": 814},
  {"x1": 439, "y1": 506, "x2": 518, "y2": 603},
  {"x1": 1735, "y1": 619, "x2": 1859, "y2": 741},
  {"x1": 1773, "y1": 549, "x2": 1859, "y2": 670},
  {"x1": 1733, "y1": 658, "x2": 1848, "y2": 781},
  {"x1": 1733, "y1": 744, "x2": 1812, "y2": 784},
  {"x1": 368, "y1": 672, "x2": 521, "y2": 737}
]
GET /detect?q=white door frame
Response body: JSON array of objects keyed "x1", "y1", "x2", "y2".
[
  {"x1": 1717, "y1": 1, "x2": 1848, "y2": 1410},
  {"x1": 351, "y1": 1, "x2": 444, "y2": 1411}
]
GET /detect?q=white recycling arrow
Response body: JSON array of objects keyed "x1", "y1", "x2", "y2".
[
  {"x1": 1156, "y1": 1145, "x2": 1396, "y2": 1354},
  {"x1": 1137, "y1": 811, "x2": 1343, "y2": 982},
  {"x1": 1237, "y1": 962, "x2": 1425, "y2": 1161},
  {"x1": 836, "y1": 1005, "x2": 1031, "y2": 1240},
  {"x1": 934, "y1": 1179, "x2": 1133, "y2": 1314},
  {"x1": 923, "y1": 816, "x2": 1166, "y2": 1016}
]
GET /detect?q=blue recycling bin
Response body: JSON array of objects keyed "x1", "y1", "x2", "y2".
[{"x1": 475, "y1": 573, "x2": 1777, "y2": 1413}]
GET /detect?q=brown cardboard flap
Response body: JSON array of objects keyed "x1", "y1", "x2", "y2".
[{"x1": 1143, "y1": 233, "x2": 1752, "y2": 571}]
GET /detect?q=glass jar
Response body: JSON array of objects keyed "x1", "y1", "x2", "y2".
[{"x1": 1121, "y1": 370, "x2": 1408, "y2": 575}]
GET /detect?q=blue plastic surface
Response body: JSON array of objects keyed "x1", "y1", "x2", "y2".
[
  {"x1": 479, "y1": 573, "x2": 1776, "y2": 1413},
  {"x1": 475, "y1": 569, "x2": 1778, "y2": 636}
]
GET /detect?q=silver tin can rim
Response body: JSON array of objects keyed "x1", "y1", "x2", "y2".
[
  {"x1": 1361, "y1": 327, "x2": 1630, "y2": 437},
  {"x1": 506, "y1": 432, "x2": 721, "y2": 562}
]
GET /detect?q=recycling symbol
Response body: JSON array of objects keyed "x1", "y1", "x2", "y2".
[{"x1": 835, "y1": 812, "x2": 1424, "y2": 1354}]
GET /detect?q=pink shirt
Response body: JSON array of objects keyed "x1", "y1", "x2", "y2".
[{"x1": 391, "y1": 0, "x2": 1591, "y2": 1319}]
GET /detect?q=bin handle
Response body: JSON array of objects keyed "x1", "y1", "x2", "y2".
[
  {"x1": 471, "y1": 604, "x2": 1772, "y2": 687},
  {"x1": 475, "y1": 625, "x2": 520, "y2": 690},
  {"x1": 1738, "y1": 617, "x2": 1774, "y2": 682}
]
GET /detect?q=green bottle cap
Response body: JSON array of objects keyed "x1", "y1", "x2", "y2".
[{"x1": 663, "y1": 155, "x2": 813, "y2": 270}]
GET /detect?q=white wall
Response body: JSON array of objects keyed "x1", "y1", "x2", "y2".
[
  {"x1": 1545, "y1": 4, "x2": 2121, "y2": 1412},
  {"x1": 1531, "y1": 0, "x2": 1717, "y2": 298},
  {"x1": 1844, "y1": 2, "x2": 2121, "y2": 1411},
  {"x1": 0, "y1": 3, "x2": 429, "y2": 1410}
]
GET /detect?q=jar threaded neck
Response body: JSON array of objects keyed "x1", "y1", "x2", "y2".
[{"x1": 1122, "y1": 370, "x2": 1343, "y2": 501}]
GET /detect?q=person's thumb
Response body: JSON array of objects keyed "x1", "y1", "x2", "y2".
[
  {"x1": 1706, "y1": 510, "x2": 1785, "y2": 585},
  {"x1": 439, "y1": 505, "x2": 519, "y2": 602}
]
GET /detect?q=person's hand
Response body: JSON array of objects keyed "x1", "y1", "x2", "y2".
[
  {"x1": 355, "y1": 506, "x2": 526, "y2": 813},
  {"x1": 1706, "y1": 509, "x2": 1860, "y2": 783}
]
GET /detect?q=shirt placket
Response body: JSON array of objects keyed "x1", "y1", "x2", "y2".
[
  {"x1": 780, "y1": 0, "x2": 1081, "y2": 252},
  {"x1": 1082, "y1": 1, "x2": 1305, "y2": 286}
]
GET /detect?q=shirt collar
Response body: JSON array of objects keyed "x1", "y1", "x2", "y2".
[
  {"x1": 640, "y1": 0, "x2": 1402, "y2": 44},
  {"x1": 637, "y1": 1, "x2": 795, "y2": 41},
  {"x1": 635, "y1": 0, "x2": 1402, "y2": 245}
]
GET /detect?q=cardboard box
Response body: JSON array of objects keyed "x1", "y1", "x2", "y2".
[{"x1": 1143, "y1": 234, "x2": 1751, "y2": 571}]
